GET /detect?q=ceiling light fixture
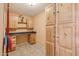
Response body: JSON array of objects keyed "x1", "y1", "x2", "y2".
[{"x1": 28, "y1": 3, "x2": 37, "y2": 6}]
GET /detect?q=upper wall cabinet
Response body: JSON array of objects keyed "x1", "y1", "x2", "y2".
[
  {"x1": 9, "y1": 13, "x2": 33, "y2": 31},
  {"x1": 9, "y1": 14, "x2": 18, "y2": 31},
  {"x1": 56, "y1": 4, "x2": 75, "y2": 24},
  {"x1": 45, "y1": 4, "x2": 56, "y2": 26}
]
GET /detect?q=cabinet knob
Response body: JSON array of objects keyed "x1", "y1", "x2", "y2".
[
  {"x1": 57, "y1": 11, "x2": 59, "y2": 13},
  {"x1": 56, "y1": 36, "x2": 59, "y2": 38},
  {"x1": 53, "y1": 12, "x2": 55, "y2": 14}
]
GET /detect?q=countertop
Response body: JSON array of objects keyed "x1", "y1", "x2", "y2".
[{"x1": 9, "y1": 31, "x2": 36, "y2": 36}]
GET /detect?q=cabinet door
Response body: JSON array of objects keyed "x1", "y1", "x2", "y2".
[
  {"x1": 16, "y1": 35, "x2": 28, "y2": 44},
  {"x1": 56, "y1": 3, "x2": 74, "y2": 24},
  {"x1": 29, "y1": 34, "x2": 36, "y2": 44},
  {"x1": 46, "y1": 26, "x2": 55, "y2": 43},
  {"x1": 46, "y1": 26, "x2": 55, "y2": 56},
  {"x1": 45, "y1": 4, "x2": 56, "y2": 25},
  {"x1": 75, "y1": 4, "x2": 79, "y2": 55},
  {"x1": 9, "y1": 15, "x2": 18, "y2": 31},
  {"x1": 46, "y1": 41, "x2": 54, "y2": 56},
  {"x1": 56, "y1": 23, "x2": 75, "y2": 56}
]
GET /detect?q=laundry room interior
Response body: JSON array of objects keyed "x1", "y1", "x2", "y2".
[{"x1": 0, "y1": 3, "x2": 79, "y2": 56}]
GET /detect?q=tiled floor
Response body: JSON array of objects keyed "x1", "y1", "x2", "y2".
[{"x1": 9, "y1": 42, "x2": 45, "y2": 56}]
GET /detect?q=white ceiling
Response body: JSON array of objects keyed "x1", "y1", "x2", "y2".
[{"x1": 9, "y1": 3, "x2": 49, "y2": 16}]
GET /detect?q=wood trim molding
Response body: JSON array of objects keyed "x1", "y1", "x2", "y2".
[
  {"x1": 18, "y1": 27, "x2": 27, "y2": 29},
  {"x1": 9, "y1": 28, "x2": 17, "y2": 31},
  {"x1": 18, "y1": 22, "x2": 27, "y2": 24}
]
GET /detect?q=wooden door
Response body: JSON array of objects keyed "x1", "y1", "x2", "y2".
[
  {"x1": 9, "y1": 14, "x2": 18, "y2": 31},
  {"x1": 46, "y1": 41, "x2": 54, "y2": 56},
  {"x1": 75, "y1": 4, "x2": 79, "y2": 55},
  {"x1": 46, "y1": 26, "x2": 55, "y2": 55},
  {"x1": 16, "y1": 35, "x2": 28, "y2": 44},
  {"x1": 56, "y1": 23, "x2": 75, "y2": 56},
  {"x1": 29, "y1": 34, "x2": 36, "y2": 44},
  {"x1": 56, "y1": 3, "x2": 74, "y2": 24},
  {"x1": 56, "y1": 3, "x2": 75, "y2": 56},
  {"x1": 45, "y1": 4, "x2": 56, "y2": 26},
  {"x1": 46, "y1": 26, "x2": 55, "y2": 43},
  {"x1": 45, "y1": 4, "x2": 56, "y2": 56}
]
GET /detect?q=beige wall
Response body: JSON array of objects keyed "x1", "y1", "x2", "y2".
[
  {"x1": 9, "y1": 12, "x2": 33, "y2": 32},
  {"x1": 0, "y1": 4, "x2": 4, "y2": 55},
  {"x1": 33, "y1": 11, "x2": 46, "y2": 55}
]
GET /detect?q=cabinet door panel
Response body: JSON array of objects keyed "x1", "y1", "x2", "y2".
[
  {"x1": 59, "y1": 47, "x2": 72, "y2": 56},
  {"x1": 75, "y1": 4, "x2": 79, "y2": 55},
  {"x1": 57, "y1": 4, "x2": 74, "y2": 24},
  {"x1": 45, "y1": 4, "x2": 55, "y2": 25},
  {"x1": 56, "y1": 23, "x2": 75, "y2": 56},
  {"x1": 46, "y1": 42, "x2": 54, "y2": 56},
  {"x1": 46, "y1": 26, "x2": 55, "y2": 43},
  {"x1": 29, "y1": 34, "x2": 36, "y2": 44},
  {"x1": 9, "y1": 16, "x2": 18, "y2": 28},
  {"x1": 16, "y1": 35, "x2": 28, "y2": 44}
]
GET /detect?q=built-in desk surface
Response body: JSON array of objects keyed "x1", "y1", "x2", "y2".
[
  {"x1": 9, "y1": 31, "x2": 36, "y2": 44},
  {"x1": 9, "y1": 31, "x2": 36, "y2": 36}
]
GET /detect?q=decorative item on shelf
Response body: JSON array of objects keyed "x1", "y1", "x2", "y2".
[
  {"x1": 18, "y1": 15, "x2": 24, "y2": 23},
  {"x1": 18, "y1": 15, "x2": 27, "y2": 24},
  {"x1": 21, "y1": 17, "x2": 24, "y2": 22},
  {"x1": 9, "y1": 28, "x2": 17, "y2": 31}
]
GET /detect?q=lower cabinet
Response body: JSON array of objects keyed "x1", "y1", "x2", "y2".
[
  {"x1": 8, "y1": 36, "x2": 16, "y2": 52},
  {"x1": 16, "y1": 35, "x2": 28, "y2": 44},
  {"x1": 11, "y1": 36, "x2": 16, "y2": 51},
  {"x1": 16, "y1": 33, "x2": 36, "y2": 44},
  {"x1": 28, "y1": 34, "x2": 36, "y2": 44}
]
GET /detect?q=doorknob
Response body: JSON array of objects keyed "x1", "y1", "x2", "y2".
[
  {"x1": 53, "y1": 12, "x2": 55, "y2": 14},
  {"x1": 57, "y1": 11, "x2": 59, "y2": 13},
  {"x1": 56, "y1": 36, "x2": 59, "y2": 38}
]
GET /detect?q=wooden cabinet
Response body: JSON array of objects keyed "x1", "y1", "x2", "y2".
[
  {"x1": 45, "y1": 4, "x2": 56, "y2": 25},
  {"x1": 28, "y1": 34, "x2": 36, "y2": 44},
  {"x1": 16, "y1": 35, "x2": 28, "y2": 44},
  {"x1": 9, "y1": 13, "x2": 18, "y2": 31},
  {"x1": 56, "y1": 23, "x2": 75, "y2": 56}
]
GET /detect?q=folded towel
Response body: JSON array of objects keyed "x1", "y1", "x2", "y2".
[
  {"x1": 7, "y1": 35, "x2": 13, "y2": 51},
  {"x1": 4, "y1": 33, "x2": 8, "y2": 48}
]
